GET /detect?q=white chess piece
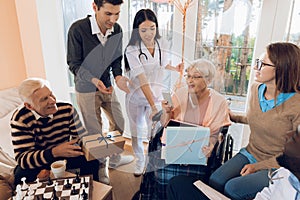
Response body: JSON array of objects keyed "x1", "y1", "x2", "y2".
[
  {"x1": 28, "y1": 185, "x2": 34, "y2": 195},
  {"x1": 21, "y1": 177, "x2": 29, "y2": 191},
  {"x1": 55, "y1": 182, "x2": 59, "y2": 191},
  {"x1": 15, "y1": 184, "x2": 23, "y2": 200},
  {"x1": 36, "y1": 178, "x2": 42, "y2": 188}
]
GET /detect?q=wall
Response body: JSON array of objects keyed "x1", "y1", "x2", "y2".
[
  {"x1": 0, "y1": 0, "x2": 26, "y2": 90},
  {"x1": 15, "y1": 0, "x2": 45, "y2": 80}
]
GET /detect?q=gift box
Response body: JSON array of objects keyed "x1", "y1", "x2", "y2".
[
  {"x1": 165, "y1": 126, "x2": 210, "y2": 165},
  {"x1": 82, "y1": 131, "x2": 125, "y2": 161}
]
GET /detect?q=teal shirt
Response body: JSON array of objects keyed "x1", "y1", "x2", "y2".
[{"x1": 258, "y1": 84, "x2": 295, "y2": 112}]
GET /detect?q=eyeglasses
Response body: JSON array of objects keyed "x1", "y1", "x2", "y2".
[
  {"x1": 255, "y1": 59, "x2": 275, "y2": 71},
  {"x1": 184, "y1": 74, "x2": 205, "y2": 80}
]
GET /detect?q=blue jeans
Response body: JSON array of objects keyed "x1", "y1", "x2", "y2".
[{"x1": 209, "y1": 153, "x2": 269, "y2": 200}]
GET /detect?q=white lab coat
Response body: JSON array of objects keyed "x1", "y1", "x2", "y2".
[
  {"x1": 125, "y1": 38, "x2": 171, "y2": 105},
  {"x1": 255, "y1": 167, "x2": 299, "y2": 200},
  {"x1": 125, "y1": 38, "x2": 171, "y2": 165}
]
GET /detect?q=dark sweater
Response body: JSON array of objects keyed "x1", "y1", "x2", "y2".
[
  {"x1": 67, "y1": 15, "x2": 123, "y2": 92},
  {"x1": 10, "y1": 103, "x2": 87, "y2": 169}
]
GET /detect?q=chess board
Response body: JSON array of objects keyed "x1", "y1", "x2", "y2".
[{"x1": 13, "y1": 175, "x2": 92, "y2": 200}]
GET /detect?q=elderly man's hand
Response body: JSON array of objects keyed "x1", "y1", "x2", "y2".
[
  {"x1": 52, "y1": 140, "x2": 83, "y2": 158},
  {"x1": 37, "y1": 169, "x2": 50, "y2": 181}
]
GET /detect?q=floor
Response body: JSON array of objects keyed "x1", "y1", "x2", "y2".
[{"x1": 108, "y1": 139, "x2": 145, "y2": 200}]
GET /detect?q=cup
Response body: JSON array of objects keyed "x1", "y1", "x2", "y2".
[{"x1": 51, "y1": 160, "x2": 67, "y2": 178}]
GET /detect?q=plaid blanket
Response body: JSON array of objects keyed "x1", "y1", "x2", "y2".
[{"x1": 140, "y1": 137, "x2": 209, "y2": 200}]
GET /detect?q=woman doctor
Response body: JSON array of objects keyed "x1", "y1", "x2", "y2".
[{"x1": 124, "y1": 9, "x2": 183, "y2": 177}]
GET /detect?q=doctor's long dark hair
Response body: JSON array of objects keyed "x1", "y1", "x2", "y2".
[{"x1": 124, "y1": 9, "x2": 161, "y2": 71}]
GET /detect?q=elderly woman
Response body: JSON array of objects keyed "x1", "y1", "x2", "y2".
[{"x1": 151, "y1": 58, "x2": 231, "y2": 200}]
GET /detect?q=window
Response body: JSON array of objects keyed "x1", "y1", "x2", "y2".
[{"x1": 285, "y1": 0, "x2": 300, "y2": 45}]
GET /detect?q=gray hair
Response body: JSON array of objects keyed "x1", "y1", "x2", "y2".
[
  {"x1": 19, "y1": 78, "x2": 50, "y2": 103},
  {"x1": 186, "y1": 58, "x2": 216, "y2": 84}
]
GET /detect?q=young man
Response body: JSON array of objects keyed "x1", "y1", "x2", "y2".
[
  {"x1": 11, "y1": 78, "x2": 100, "y2": 185},
  {"x1": 67, "y1": 0, "x2": 133, "y2": 184}
]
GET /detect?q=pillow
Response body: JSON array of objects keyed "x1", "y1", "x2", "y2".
[
  {"x1": 0, "y1": 148, "x2": 16, "y2": 199},
  {"x1": 0, "y1": 175, "x2": 14, "y2": 200},
  {"x1": 0, "y1": 87, "x2": 22, "y2": 119}
]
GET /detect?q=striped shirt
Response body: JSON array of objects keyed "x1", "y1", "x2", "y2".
[{"x1": 10, "y1": 102, "x2": 87, "y2": 169}]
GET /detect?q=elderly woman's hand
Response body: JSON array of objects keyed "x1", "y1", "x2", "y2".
[
  {"x1": 202, "y1": 142, "x2": 215, "y2": 158},
  {"x1": 161, "y1": 100, "x2": 172, "y2": 113},
  {"x1": 228, "y1": 109, "x2": 237, "y2": 123}
]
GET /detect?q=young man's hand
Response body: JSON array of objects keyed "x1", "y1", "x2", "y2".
[{"x1": 91, "y1": 78, "x2": 113, "y2": 94}]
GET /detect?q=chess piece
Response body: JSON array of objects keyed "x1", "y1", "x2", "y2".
[
  {"x1": 47, "y1": 177, "x2": 53, "y2": 186},
  {"x1": 31, "y1": 178, "x2": 40, "y2": 190},
  {"x1": 25, "y1": 192, "x2": 32, "y2": 200},
  {"x1": 55, "y1": 182, "x2": 59, "y2": 191},
  {"x1": 81, "y1": 188, "x2": 88, "y2": 200},
  {"x1": 37, "y1": 194, "x2": 45, "y2": 200},
  {"x1": 71, "y1": 185, "x2": 77, "y2": 195},
  {"x1": 21, "y1": 177, "x2": 29, "y2": 191},
  {"x1": 36, "y1": 177, "x2": 42, "y2": 188},
  {"x1": 74, "y1": 171, "x2": 80, "y2": 183},
  {"x1": 65, "y1": 179, "x2": 72, "y2": 189},
  {"x1": 83, "y1": 177, "x2": 88, "y2": 188},
  {"x1": 15, "y1": 184, "x2": 22, "y2": 200},
  {"x1": 51, "y1": 187, "x2": 59, "y2": 200},
  {"x1": 28, "y1": 185, "x2": 34, "y2": 195}
]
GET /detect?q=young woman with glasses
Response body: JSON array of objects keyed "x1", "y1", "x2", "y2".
[{"x1": 167, "y1": 42, "x2": 300, "y2": 200}]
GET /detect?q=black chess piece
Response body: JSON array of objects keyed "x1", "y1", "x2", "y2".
[
  {"x1": 81, "y1": 188, "x2": 88, "y2": 200},
  {"x1": 74, "y1": 171, "x2": 80, "y2": 183},
  {"x1": 71, "y1": 186, "x2": 77, "y2": 195},
  {"x1": 47, "y1": 177, "x2": 53, "y2": 186},
  {"x1": 65, "y1": 179, "x2": 72, "y2": 189},
  {"x1": 37, "y1": 194, "x2": 45, "y2": 200},
  {"x1": 83, "y1": 177, "x2": 88, "y2": 188},
  {"x1": 51, "y1": 187, "x2": 59, "y2": 200}
]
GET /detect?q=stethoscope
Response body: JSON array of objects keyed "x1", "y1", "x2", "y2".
[{"x1": 138, "y1": 38, "x2": 162, "y2": 66}]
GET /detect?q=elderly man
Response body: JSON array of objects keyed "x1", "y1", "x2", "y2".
[{"x1": 11, "y1": 78, "x2": 100, "y2": 185}]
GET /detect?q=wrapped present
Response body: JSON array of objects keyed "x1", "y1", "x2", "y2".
[
  {"x1": 165, "y1": 126, "x2": 210, "y2": 165},
  {"x1": 82, "y1": 131, "x2": 125, "y2": 161}
]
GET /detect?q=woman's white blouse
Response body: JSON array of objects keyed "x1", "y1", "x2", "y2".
[{"x1": 125, "y1": 38, "x2": 171, "y2": 105}]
